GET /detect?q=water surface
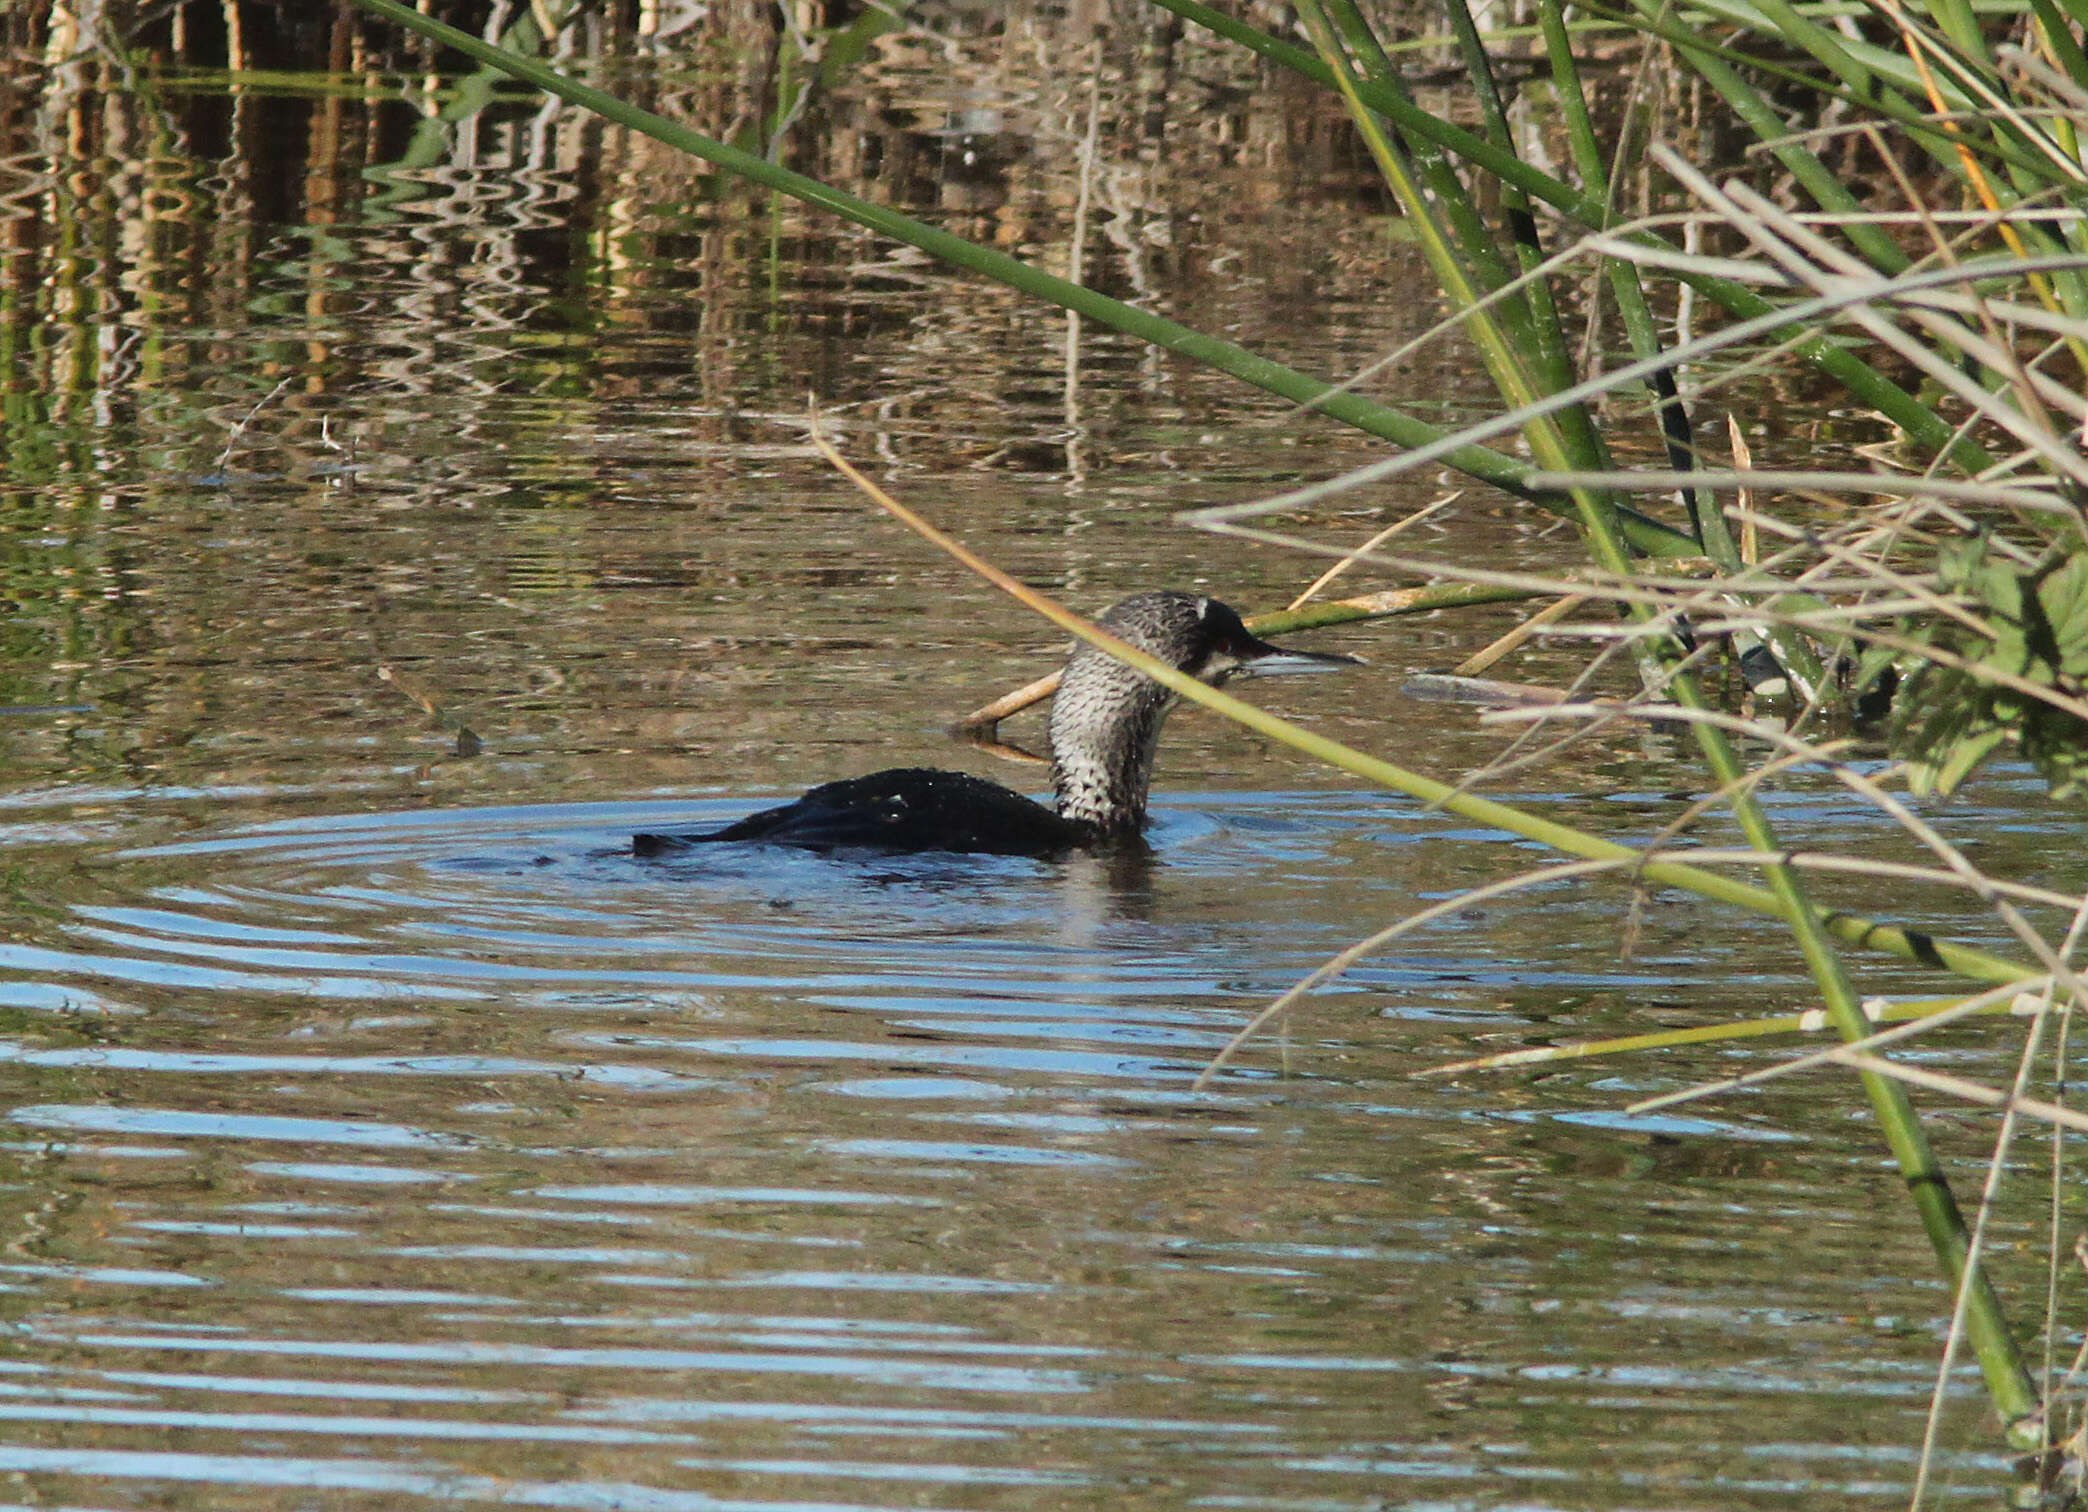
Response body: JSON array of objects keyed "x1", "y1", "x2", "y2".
[{"x1": 0, "y1": 4, "x2": 2075, "y2": 1507}]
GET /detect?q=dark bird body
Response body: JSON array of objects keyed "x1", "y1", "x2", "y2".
[
  {"x1": 633, "y1": 591, "x2": 1353, "y2": 859},
  {"x1": 644, "y1": 767, "x2": 1090, "y2": 857}
]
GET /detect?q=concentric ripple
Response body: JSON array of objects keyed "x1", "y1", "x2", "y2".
[{"x1": 0, "y1": 792, "x2": 2042, "y2": 1508}]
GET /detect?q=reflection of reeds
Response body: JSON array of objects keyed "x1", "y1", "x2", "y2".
[
  {"x1": 2, "y1": 0, "x2": 1449, "y2": 486},
  {"x1": 2, "y1": 0, "x2": 1427, "y2": 735}
]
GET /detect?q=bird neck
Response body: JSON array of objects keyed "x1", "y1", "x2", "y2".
[{"x1": 1048, "y1": 661, "x2": 1175, "y2": 834}]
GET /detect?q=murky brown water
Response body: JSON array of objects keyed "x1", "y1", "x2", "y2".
[{"x1": 0, "y1": 4, "x2": 2079, "y2": 1508}]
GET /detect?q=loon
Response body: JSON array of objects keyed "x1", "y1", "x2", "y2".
[{"x1": 632, "y1": 591, "x2": 1355, "y2": 858}]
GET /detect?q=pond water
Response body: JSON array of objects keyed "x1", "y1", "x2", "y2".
[{"x1": 1, "y1": 4, "x2": 2081, "y2": 1508}]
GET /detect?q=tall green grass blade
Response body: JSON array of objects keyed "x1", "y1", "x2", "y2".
[
  {"x1": 1528, "y1": 6, "x2": 1669, "y2": 363},
  {"x1": 1922, "y1": 0, "x2": 1995, "y2": 62},
  {"x1": 1671, "y1": 665, "x2": 2040, "y2": 1436},
  {"x1": 1322, "y1": 0, "x2": 1520, "y2": 301},
  {"x1": 1297, "y1": 0, "x2": 1637, "y2": 588},
  {"x1": 1433, "y1": 0, "x2": 1614, "y2": 475},
  {"x1": 1537, "y1": 0, "x2": 1824, "y2": 689},
  {"x1": 1532, "y1": 0, "x2": 1698, "y2": 508},
  {"x1": 1320, "y1": 0, "x2": 1612, "y2": 483}
]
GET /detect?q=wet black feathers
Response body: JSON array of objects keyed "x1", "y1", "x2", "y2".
[{"x1": 632, "y1": 768, "x2": 1097, "y2": 858}]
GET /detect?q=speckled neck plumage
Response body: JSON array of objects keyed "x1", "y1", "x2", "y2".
[
  {"x1": 1047, "y1": 593, "x2": 1214, "y2": 836},
  {"x1": 1048, "y1": 665, "x2": 1173, "y2": 834}
]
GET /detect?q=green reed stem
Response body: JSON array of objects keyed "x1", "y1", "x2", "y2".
[
  {"x1": 1430, "y1": 0, "x2": 1613, "y2": 477},
  {"x1": 1532, "y1": 0, "x2": 1820, "y2": 692}
]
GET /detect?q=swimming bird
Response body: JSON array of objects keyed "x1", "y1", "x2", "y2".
[{"x1": 633, "y1": 591, "x2": 1356, "y2": 858}]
